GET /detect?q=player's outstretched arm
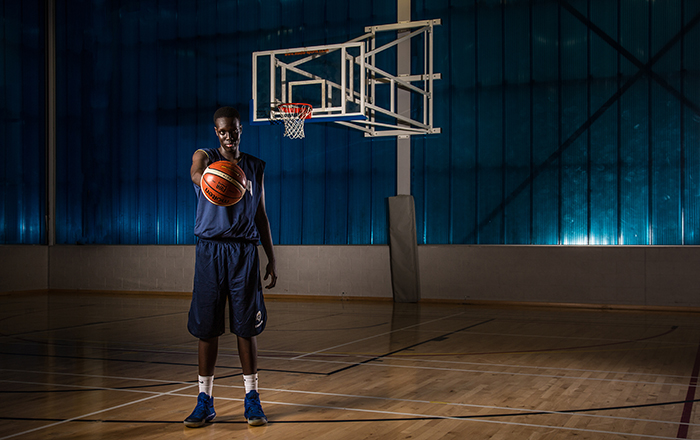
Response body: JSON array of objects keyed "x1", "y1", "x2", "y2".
[
  {"x1": 255, "y1": 175, "x2": 277, "y2": 289},
  {"x1": 190, "y1": 150, "x2": 209, "y2": 187}
]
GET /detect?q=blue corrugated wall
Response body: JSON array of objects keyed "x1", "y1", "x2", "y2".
[
  {"x1": 3, "y1": 0, "x2": 700, "y2": 246},
  {"x1": 0, "y1": 0, "x2": 45, "y2": 244},
  {"x1": 54, "y1": 0, "x2": 398, "y2": 245},
  {"x1": 412, "y1": 0, "x2": 700, "y2": 245}
]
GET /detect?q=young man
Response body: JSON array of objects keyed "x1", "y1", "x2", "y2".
[{"x1": 184, "y1": 106, "x2": 277, "y2": 428}]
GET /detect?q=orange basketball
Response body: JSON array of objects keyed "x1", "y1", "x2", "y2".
[{"x1": 200, "y1": 161, "x2": 247, "y2": 206}]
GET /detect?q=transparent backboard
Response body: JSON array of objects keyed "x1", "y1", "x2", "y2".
[
  {"x1": 252, "y1": 19, "x2": 441, "y2": 137},
  {"x1": 251, "y1": 42, "x2": 367, "y2": 124}
]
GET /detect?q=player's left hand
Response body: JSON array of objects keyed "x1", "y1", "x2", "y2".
[{"x1": 264, "y1": 261, "x2": 277, "y2": 289}]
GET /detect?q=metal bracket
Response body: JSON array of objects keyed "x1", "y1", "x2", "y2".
[{"x1": 252, "y1": 19, "x2": 442, "y2": 137}]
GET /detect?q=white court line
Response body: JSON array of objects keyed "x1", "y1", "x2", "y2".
[
  {"x1": 270, "y1": 356, "x2": 693, "y2": 388},
  {"x1": 7, "y1": 329, "x2": 691, "y2": 381},
  {"x1": 255, "y1": 397, "x2": 686, "y2": 440},
  {"x1": 0, "y1": 380, "x2": 686, "y2": 440},
  {"x1": 0, "y1": 369, "x2": 192, "y2": 384},
  {"x1": 8, "y1": 345, "x2": 680, "y2": 390},
  {"x1": 0, "y1": 379, "x2": 187, "y2": 394},
  {"x1": 0, "y1": 382, "x2": 196, "y2": 440},
  {"x1": 270, "y1": 351, "x2": 695, "y2": 381},
  {"x1": 250, "y1": 385, "x2": 696, "y2": 428},
  {"x1": 460, "y1": 330, "x2": 694, "y2": 346},
  {"x1": 6, "y1": 332, "x2": 693, "y2": 382},
  {"x1": 3, "y1": 372, "x2": 697, "y2": 430},
  {"x1": 290, "y1": 311, "x2": 468, "y2": 360},
  {"x1": 371, "y1": 357, "x2": 696, "y2": 380}
]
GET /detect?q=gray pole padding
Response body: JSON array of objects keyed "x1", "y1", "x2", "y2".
[{"x1": 388, "y1": 195, "x2": 420, "y2": 303}]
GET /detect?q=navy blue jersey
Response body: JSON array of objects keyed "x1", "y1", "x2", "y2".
[{"x1": 193, "y1": 148, "x2": 265, "y2": 241}]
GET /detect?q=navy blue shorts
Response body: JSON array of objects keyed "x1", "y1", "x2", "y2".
[{"x1": 188, "y1": 239, "x2": 267, "y2": 339}]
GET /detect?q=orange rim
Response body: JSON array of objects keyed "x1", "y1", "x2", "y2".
[{"x1": 278, "y1": 103, "x2": 313, "y2": 119}]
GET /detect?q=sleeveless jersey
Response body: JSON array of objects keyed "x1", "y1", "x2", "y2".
[{"x1": 193, "y1": 148, "x2": 265, "y2": 241}]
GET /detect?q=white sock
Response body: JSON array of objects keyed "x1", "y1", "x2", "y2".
[
  {"x1": 243, "y1": 374, "x2": 258, "y2": 394},
  {"x1": 199, "y1": 375, "x2": 214, "y2": 397}
]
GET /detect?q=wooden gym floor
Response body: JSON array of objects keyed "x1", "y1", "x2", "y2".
[{"x1": 1, "y1": 292, "x2": 699, "y2": 439}]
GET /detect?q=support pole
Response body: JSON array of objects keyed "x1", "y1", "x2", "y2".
[
  {"x1": 46, "y1": 0, "x2": 56, "y2": 246},
  {"x1": 396, "y1": 0, "x2": 411, "y2": 196},
  {"x1": 388, "y1": 0, "x2": 421, "y2": 303}
]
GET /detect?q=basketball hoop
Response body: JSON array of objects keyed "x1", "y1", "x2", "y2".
[{"x1": 271, "y1": 103, "x2": 313, "y2": 139}]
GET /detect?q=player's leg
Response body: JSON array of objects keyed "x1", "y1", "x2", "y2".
[
  {"x1": 237, "y1": 334, "x2": 257, "y2": 375},
  {"x1": 184, "y1": 336, "x2": 218, "y2": 428},
  {"x1": 238, "y1": 335, "x2": 267, "y2": 426},
  {"x1": 184, "y1": 240, "x2": 226, "y2": 428},
  {"x1": 199, "y1": 337, "x2": 219, "y2": 376},
  {"x1": 198, "y1": 337, "x2": 218, "y2": 400},
  {"x1": 228, "y1": 242, "x2": 268, "y2": 426}
]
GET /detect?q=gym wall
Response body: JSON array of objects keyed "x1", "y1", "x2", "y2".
[{"x1": 2, "y1": 0, "x2": 700, "y2": 308}]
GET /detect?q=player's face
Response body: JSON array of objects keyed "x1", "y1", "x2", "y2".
[{"x1": 214, "y1": 117, "x2": 242, "y2": 157}]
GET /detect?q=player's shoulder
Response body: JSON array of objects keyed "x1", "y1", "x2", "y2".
[
  {"x1": 194, "y1": 148, "x2": 214, "y2": 160},
  {"x1": 193, "y1": 148, "x2": 220, "y2": 167}
]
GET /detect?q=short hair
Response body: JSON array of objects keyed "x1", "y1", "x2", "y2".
[{"x1": 213, "y1": 106, "x2": 240, "y2": 124}]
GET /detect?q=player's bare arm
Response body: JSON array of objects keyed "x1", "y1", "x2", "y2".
[
  {"x1": 191, "y1": 150, "x2": 210, "y2": 187},
  {"x1": 254, "y1": 176, "x2": 277, "y2": 289}
]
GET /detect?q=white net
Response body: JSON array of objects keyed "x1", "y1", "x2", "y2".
[{"x1": 273, "y1": 104, "x2": 313, "y2": 139}]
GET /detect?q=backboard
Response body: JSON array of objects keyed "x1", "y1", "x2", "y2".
[
  {"x1": 252, "y1": 41, "x2": 367, "y2": 125},
  {"x1": 252, "y1": 19, "x2": 442, "y2": 137}
]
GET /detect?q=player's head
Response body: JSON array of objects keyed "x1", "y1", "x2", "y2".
[
  {"x1": 213, "y1": 106, "x2": 242, "y2": 157},
  {"x1": 213, "y1": 106, "x2": 240, "y2": 124}
]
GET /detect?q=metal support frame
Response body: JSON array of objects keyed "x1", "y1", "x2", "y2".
[{"x1": 251, "y1": 19, "x2": 441, "y2": 137}]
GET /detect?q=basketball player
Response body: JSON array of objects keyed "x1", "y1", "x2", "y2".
[{"x1": 184, "y1": 106, "x2": 277, "y2": 428}]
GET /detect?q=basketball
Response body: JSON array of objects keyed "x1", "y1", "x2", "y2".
[{"x1": 200, "y1": 161, "x2": 247, "y2": 206}]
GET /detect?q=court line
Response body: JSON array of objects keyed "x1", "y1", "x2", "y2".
[
  {"x1": 5, "y1": 307, "x2": 698, "y2": 436},
  {"x1": 463, "y1": 329, "x2": 694, "y2": 346},
  {"x1": 0, "y1": 369, "x2": 191, "y2": 385},
  {"x1": 0, "y1": 381, "x2": 688, "y2": 440},
  {"x1": 282, "y1": 326, "x2": 685, "y2": 359},
  {"x1": 5, "y1": 340, "x2": 687, "y2": 388},
  {"x1": 2, "y1": 337, "x2": 692, "y2": 387},
  {"x1": 0, "y1": 383, "x2": 196, "y2": 440},
  {"x1": 7, "y1": 339, "x2": 695, "y2": 383},
  {"x1": 2, "y1": 355, "x2": 691, "y2": 403},
  {"x1": 374, "y1": 357, "x2": 696, "y2": 380},
  {"x1": 0, "y1": 350, "x2": 327, "y2": 378},
  {"x1": 285, "y1": 357, "x2": 693, "y2": 387},
  {"x1": 290, "y1": 311, "x2": 469, "y2": 360},
  {"x1": 4, "y1": 319, "x2": 688, "y2": 383},
  {"x1": 677, "y1": 336, "x2": 700, "y2": 438},
  {"x1": 0, "y1": 350, "x2": 200, "y2": 369},
  {"x1": 3, "y1": 374, "x2": 697, "y2": 429},
  {"x1": 261, "y1": 399, "x2": 690, "y2": 439},
  {"x1": 326, "y1": 319, "x2": 496, "y2": 375},
  {"x1": 0, "y1": 311, "x2": 186, "y2": 339},
  {"x1": 253, "y1": 403, "x2": 692, "y2": 439},
  {"x1": 4, "y1": 323, "x2": 690, "y2": 360},
  {"x1": 165, "y1": 394, "x2": 700, "y2": 440},
  {"x1": 381, "y1": 325, "x2": 679, "y2": 357},
  {"x1": 253, "y1": 385, "x2": 699, "y2": 428}
]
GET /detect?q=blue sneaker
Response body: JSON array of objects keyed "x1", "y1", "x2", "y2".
[
  {"x1": 184, "y1": 392, "x2": 216, "y2": 428},
  {"x1": 244, "y1": 390, "x2": 267, "y2": 426}
]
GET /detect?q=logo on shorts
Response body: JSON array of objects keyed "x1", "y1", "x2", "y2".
[{"x1": 255, "y1": 311, "x2": 263, "y2": 328}]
